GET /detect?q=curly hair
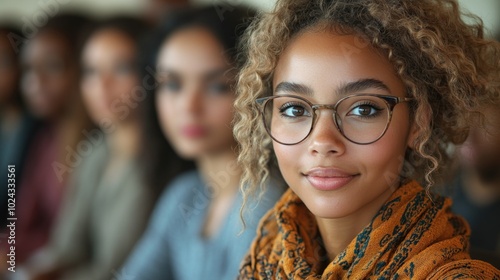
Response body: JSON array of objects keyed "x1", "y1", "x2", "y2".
[{"x1": 234, "y1": 0, "x2": 500, "y2": 205}]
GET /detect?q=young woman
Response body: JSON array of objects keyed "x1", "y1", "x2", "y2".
[
  {"x1": 121, "y1": 7, "x2": 284, "y2": 280},
  {"x1": 234, "y1": 0, "x2": 500, "y2": 278}
]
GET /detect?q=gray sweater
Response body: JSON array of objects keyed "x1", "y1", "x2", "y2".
[
  {"x1": 43, "y1": 142, "x2": 154, "y2": 280},
  {"x1": 120, "y1": 170, "x2": 285, "y2": 280}
]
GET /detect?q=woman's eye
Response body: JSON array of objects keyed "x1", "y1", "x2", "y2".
[
  {"x1": 159, "y1": 80, "x2": 181, "y2": 92},
  {"x1": 280, "y1": 104, "x2": 310, "y2": 118},
  {"x1": 348, "y1": 104, "x2": 381, "y2": 117},
  {"x1": 115, "y1": 63, "x2": 134, "y2": 76}
]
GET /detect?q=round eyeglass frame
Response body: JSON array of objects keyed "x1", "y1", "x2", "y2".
[{"x1": 256, "y1": 94, "x2": 414, "y2": 145}]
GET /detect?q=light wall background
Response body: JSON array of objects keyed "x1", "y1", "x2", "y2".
[{"x1": 0, "y1": 0, "x2": 499, "y2": 37}]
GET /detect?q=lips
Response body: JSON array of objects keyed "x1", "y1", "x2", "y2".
[
  {"x1": 181, "y1": 125, "x2": 208, "y2": 138},
  {"x1": 303, "y1": 167, "x2": 358, "y2": 191}
]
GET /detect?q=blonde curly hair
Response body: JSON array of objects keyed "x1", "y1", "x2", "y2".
[{"x1": 234, "y1": 0, "x2": 500, "y2": 205}]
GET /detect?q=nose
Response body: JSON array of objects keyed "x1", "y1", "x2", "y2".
[
  {"x1": 94, "y1": 73, "x2": 114, "y2": 96},
  {"x1": 307, "y1": 110, "x2": 346, "y2": 156},
  {"x1": 180, "y1": 84, "x2": 204, "y2": 116}
]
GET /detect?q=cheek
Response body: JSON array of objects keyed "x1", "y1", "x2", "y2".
[
  {"x1": 207, "y1": 98, "x2": 235, "y2": 128},
  {"x1": 156, "y1": 94, "x2": 178, "y2": 134},
  {"x1": 81, "y1": 78, "x2": 96, "y2": 100},
  {"x1": 361, "y1": 122, "x2": 410, "y2": 183},
  {"x1": 48, "y1": 71, "x2": 76, "y2": 100},
  {"x1": 273, "y1": 143, "x2": 303, "y2": 183},
  {"x1": 117, "y1": 76, "x2": 140, "y2": 100}
]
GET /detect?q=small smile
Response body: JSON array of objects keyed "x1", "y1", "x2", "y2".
[{"x1": 303, "y1": 167, "x2": 359, "y2": 191}]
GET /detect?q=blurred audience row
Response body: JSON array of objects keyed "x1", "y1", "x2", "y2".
[{"x1": 0, "y1": 0, "x2": 498, "y2": 279}]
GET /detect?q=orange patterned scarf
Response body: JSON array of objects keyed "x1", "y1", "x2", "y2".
[{"x1": 239, "y1": 181, "x2": 500, "y2": 279}]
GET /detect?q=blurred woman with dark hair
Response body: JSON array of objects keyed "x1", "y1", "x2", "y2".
[{"x1": 120, "y1": 6, "x2": 285, "y2": 280}]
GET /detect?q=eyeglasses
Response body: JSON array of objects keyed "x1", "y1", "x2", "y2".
[{"x1": 256, "y1": 94, "x2": 413, "y2": 145}]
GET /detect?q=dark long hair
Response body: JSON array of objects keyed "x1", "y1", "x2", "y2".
[
  {"x1": 139, "y1": 6, "x2": 255, "y2": 192},
  {"x1": 0, "y1": 25, "x2": 23, "y2": 108}
]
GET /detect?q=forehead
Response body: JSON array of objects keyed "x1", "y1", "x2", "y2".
[
  {"x1": 273, "y1": 28, "x2": 406, "y2": 98},
  {"x1": 22, "y1": 31, "x2": 71, "y2": 61},
  {"x1": 156, "y1": 27, "x2": 229, "y2": 73},
  {"x1": 83, "y1": 28, "x2": 136, "y2": 60}
]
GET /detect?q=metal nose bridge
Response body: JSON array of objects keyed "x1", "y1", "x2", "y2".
[
  {"x1": 311, "y1": 104, "x2": 338, "y2": 114},
  {"x1": 310, "y1": 104, "x2": 342, "y2": 132}
]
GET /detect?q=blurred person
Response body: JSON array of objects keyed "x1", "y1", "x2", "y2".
[
  {"x1": 0, "y1": 25, "x2": 37, "y2": 228},
  {"x1": 4, "y1": 14, "x2": 92, "y2": 265},
  {"x1": 15, "y1": 16, "x2": 189, "y2": 280},
  {"x1": 143, "y1": 0, "x2": 191, "y2": 26},
  {"x1": 447, "y1": 103, "x2": 500, "y2": 268},
  {"x1": 120, "y1": 6, "x2": 285, "y2": 280}
]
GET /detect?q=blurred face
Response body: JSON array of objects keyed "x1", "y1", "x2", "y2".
[
  {"x1": 81, "y1": 28, "x2": 139, "y2": 125},
  {"x1": 0, "y1": 32, "x2": 20, "y2": 104},
  {"x1": 21, "y1": 31, "x2": 78, "y2": 119},
  {"x1": 460, "y1": 106, "x2": 500, "y2": 182},
  {"x1": 156, "y1": 27, "x2": 236, "y2": 159},
  {"x1": 272, "y1": 28, "x2": 416, "y2": 219}
]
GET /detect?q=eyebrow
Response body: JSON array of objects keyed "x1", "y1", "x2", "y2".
[
  {"x1": 337, "y1": 78, "x2": 391, "y2": 95},
  {"x1": 274, "y1": 78, "x2": 391, "y2": 96},
  {"x1": 275, "y1": 82, "x2": 313, "y2": 95}
]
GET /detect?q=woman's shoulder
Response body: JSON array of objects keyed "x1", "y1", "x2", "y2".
[{"x1": 151, "y1": 170, "x2": 202, "y2": 217}]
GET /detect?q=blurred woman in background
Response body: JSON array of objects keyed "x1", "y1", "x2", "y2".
[
  {"x1": 18, "y1": 16, "x2": 189, "y2": 280},
  {"x1": 13, "y1": 14, "x2": 91, "y2": 264},
  {"x1": 120, "y1": 6, "x2": 285, "y2": 280}
]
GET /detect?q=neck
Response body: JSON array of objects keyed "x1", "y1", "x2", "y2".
[
  {"x1": 196, "y1": 148, "x2": 242, "y2": 198},
  {"x1": 315, "y1": 184, "x2": 395, "y2": 261},
  {"x1": 105, "y1": 120, "x2": 140, "y2": 159},
  {"x1": 196, "y1": 147, "x2": 242, "y2": 239}
]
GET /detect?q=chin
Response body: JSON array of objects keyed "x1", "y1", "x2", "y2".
[
  {"x1": 308, "y1": 202, "x2": 353, "y2": 220},
  {"x1": 173, "y1": 145, "x2": 206, "y2": 160},
  {"x1": 296, "y1": 191, "x2": 350, "y2": 219}
]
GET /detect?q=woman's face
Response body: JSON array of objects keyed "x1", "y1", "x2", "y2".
[
  {"x1": 272, "y1": 28, "x2": 417, "y2": 219},
  {"x1": 0, "y1": 32, "x2": 20, "y2": 105},
  {"x1": 155, "y1": 27, "x2": 236, "y2": 159},
  {"x1": 81, "y1": 28, "x2": 140, "y2": 125},
  {"x1": 21, "y1": 31, "x2": 78, "y2": 119}
]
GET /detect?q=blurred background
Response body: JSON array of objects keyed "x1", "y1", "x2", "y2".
[{"x1": 0, "y1": 0, "x2": 499, "y2": 37}]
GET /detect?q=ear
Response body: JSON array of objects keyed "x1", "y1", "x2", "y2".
[{"x1": 406, "y1": 121, "x2": 419, "y2": 149}]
